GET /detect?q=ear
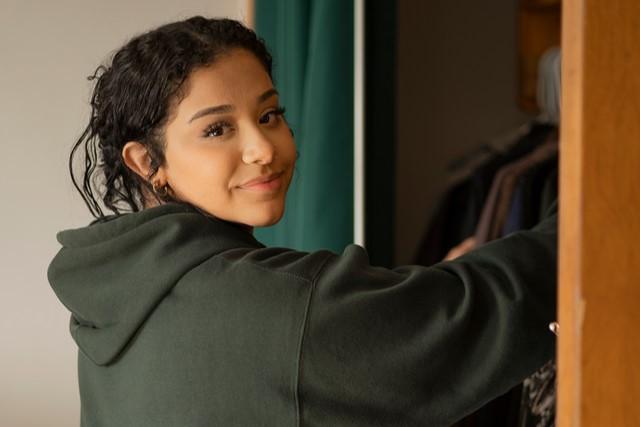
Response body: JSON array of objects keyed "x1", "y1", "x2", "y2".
[{"x1": 121, "y1": 141, "x2": 166, "y2": 182}]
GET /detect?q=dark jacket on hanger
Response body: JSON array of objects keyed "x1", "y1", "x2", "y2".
[
  {"x1": 475, "y1": 136, "x2": 558, "y2": 244},
  {"x1": 48, "y1": 201, "x2": 557, "y2": 427},
  {"x1": 414, "y1": 123, "x2": 557, "y2": 265}
]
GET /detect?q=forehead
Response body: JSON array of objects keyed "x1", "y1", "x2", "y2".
[{"x1": 181, "y1": 49, "x2": 273, "y2": 106}]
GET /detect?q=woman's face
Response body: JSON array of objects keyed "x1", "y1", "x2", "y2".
[{"x1": 157, "y1": 48, "x2": 297, "y2": 229}]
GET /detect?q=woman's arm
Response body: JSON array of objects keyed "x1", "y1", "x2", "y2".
[{"x1": 298, "y1": 203, "x2": 557, "y2": 427}]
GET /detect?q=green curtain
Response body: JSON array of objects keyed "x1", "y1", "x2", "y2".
[{"x1": 253, "y1": 0, "x2": 354, "y2": 253}]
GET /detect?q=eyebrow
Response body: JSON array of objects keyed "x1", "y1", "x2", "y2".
[{"x1": 188, "y1": 88, "x2": 279, "y2": 123}]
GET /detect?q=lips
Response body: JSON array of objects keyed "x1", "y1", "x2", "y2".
[{"x1": 239, "y1": 172, "x2": 283, "y2": 188}]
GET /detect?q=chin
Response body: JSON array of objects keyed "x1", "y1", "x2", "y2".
[
  {"x1": 247, "y1": 204, "x2": 285, "y2": 228},
  {"x1": 251, "y1": 213, "x2": 284, "y2": 228}
]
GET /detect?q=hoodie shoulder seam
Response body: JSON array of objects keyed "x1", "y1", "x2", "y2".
[{"x1": 294, "y1": 252, "x2": 335, "y2": 427}]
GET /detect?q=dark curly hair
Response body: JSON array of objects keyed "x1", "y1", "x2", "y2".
[{"x1": 70, "y1": 16, "x2": 276, "y2": 218}]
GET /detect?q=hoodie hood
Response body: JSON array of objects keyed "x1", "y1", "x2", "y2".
[{"x1": 47, "y1": 203, "x2": 264, "y2": 366}]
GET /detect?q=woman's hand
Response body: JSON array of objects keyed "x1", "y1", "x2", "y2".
[{"x1": 444, "y1": 236, "x2": 478, "y2": 261}]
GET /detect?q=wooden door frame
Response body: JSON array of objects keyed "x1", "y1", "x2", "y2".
[{"x1": 558, "y1": 0, "x2": 640, "y2": 425}]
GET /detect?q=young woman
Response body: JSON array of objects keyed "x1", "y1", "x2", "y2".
[{"x1": 48, "y1": 16, "x2": 557, "y2": 427}]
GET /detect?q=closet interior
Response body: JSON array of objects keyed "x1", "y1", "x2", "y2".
[{"x1": 365, "y1": 0, "x2": 561, "y2": 425}]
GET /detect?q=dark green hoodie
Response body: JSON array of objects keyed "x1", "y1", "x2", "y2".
[{"x1": 48, "y1": 202, "x2": 557, "y2": 427}]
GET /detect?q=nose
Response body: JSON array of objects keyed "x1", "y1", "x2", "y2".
[{"x1": 241, "y1": 125, "x2": 275, "y2": 165}]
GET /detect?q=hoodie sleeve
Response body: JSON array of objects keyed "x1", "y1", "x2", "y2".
[{"x1": 298, "y1": 204, "x2": 557, "y2": 427}]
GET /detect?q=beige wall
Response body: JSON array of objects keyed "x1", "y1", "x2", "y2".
[
  {"x1": 395, "y1": 1, "x2": 532, "y2": 264},
  {"x1": 0, "y1": 1, "x2": 249, "y2": 425}
]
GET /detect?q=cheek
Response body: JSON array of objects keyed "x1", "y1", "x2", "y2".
[{"x1": 166, "y1": 143, "x2": 237, "y2": 195}]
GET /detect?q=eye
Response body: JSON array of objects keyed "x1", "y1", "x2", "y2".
[
  {"x1": 259, "y1": 106, "x2": 287, "y2": 125},
  {"x1": 202, "y1": 120, "x2": 234, "y2": 138}
]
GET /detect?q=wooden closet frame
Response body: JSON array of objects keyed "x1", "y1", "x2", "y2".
[{"x1": 558, "y1": 0, "x2": 640, "y2": 425}]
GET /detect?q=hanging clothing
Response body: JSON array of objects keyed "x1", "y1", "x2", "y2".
[
  {"x1": 48, "y1": 201, "x2": 557, "y2": 427},
  {"x1": 507, "y1": 155, "x2": 559, "y2": 236},
  {"x1": 502, "y1": 185, "x2": 526, "y2": 236},
  {"x1": 475, "y1": 133, "x2": 559, "y2": 244},
  {"x1": 414, "y1": 123, "x2": 557, "y2": 266}
]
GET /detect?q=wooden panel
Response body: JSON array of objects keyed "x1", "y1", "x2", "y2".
[
  {"x1": 558, "y1": 0, "x2": 640, "y2": 426},
  {"x1": 518, "y1": 0, "x2": 561, "y2": 112}
]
